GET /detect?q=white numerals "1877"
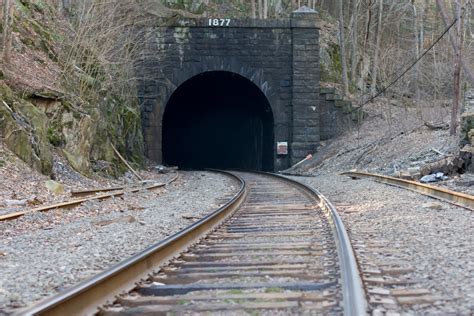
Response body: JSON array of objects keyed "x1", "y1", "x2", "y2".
[{"x1": 208, "y1": 18, "x2": 231, "y2": 27}]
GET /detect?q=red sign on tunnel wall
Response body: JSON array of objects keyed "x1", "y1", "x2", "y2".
[{"x1": 277, "y1": 142, "x2": 288, "y2": 155}]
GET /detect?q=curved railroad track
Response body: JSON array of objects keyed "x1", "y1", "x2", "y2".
[
  {"x1": 341, "y1": 171, "x2": 474, "y2": 211},
  {"x1": 21, "y1": 171, "x2": 366, "y2": 316}
]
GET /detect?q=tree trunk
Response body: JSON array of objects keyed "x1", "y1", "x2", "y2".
[
  {"x1": 59, "y1": 0, "x2": 71, "y2": 14},
  {"x1": 2, "y1": 0, "x2": 13, "y2": 64},
  {"x1": 292, "y1": 0, "x2": 298, "y2": 10},
  {"x1": 251, "y1": 0, "x2": 256, "y2": 18},
  {"x1": 419, "y1": 2, "x2": 425, "y2": 98},
  {"x1": 274, "y1": 0, "x2": 282, "y2": 16},
  {"x1": 258, "y1": 0, "x2": 263, "y2": 18},
  {"x1": 436, "y1": 0, "x2": 474, "y2": 86},
  {"x1": 357, "y1": 0, "x2": 373, "y2": 92},
  {"x1": 450, "y1": 1, "x2": 462, "y2": 136},
  {"x1": 263, "y1": 0, "x2": 268, "y2": 19},
  {"x1": 413, "y1": 3, "x2": 420, "y2": 101},
  {"x1": 370, "y1": 0, "x2": 383, "y2": 96},
  {"x1": 337, "y1": 0, "x2": 349, "y2": 96},
  {"x1": 413, "y1": 2, "x2": 424, "y2": 120},
  {"x1": 349, "y1": 0, "x2": 359, "y2": 83}
]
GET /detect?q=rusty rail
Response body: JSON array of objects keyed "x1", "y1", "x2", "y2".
[
  {"x1": 70, "y1": 178, "x2": 176, "y2": 197},
  {"x1": 341, "y1": 171, "x2": 474, "y2": 211},
  {"x1": 0, "y1": 174, "x2": 179, "y2": 221}
]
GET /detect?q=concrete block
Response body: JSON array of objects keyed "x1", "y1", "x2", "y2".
[
  {"x1": 325, "y1": 94, "x2": 343, "y2": 101},
  {"x1": 320, "y1": 88, "x2": 336, "y2": 94}
]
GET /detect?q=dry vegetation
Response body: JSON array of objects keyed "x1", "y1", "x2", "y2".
[{"x1": 0, "y1": 0, "x2": 473, "y2": 177}]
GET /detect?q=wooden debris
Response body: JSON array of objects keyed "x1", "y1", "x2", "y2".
[
  {"x1": 182, "y1": 215, "x2": 201, "y2": 220},
  {"x1": 368, "y1": 288, "x2": 390, "y2": 296},
  {"x1": 111, "y1": 144, "x2": 143, "y2": 181},
  {"x1": 420, "y1": 156, "x2": 464, "y2": 176},
  {"x1": 369, "y1": 297, "x2": 397, "y2": 305},
  {"x1": 4, "y1": 199, "x2": 27, "y2": 206},
  {"x1": 1, "y1": 100, "x2": 13, "y2": 113},
  {"x1": 381, "y1": 267, "x2": 415, "y2": 276},
  {"x1": 422, "y1": 202, "x2": 443, "y2": 210},
  {"x1": 424, "y1": 121, "x2": 449, "y2": 130},
  {"x1": 396, "y1": 295, "x2": 440, "y2": 305},
  {"x1": 391, "y1": 289, "x2": 431, "y2": 297},
  {"x1": 430, "y1": 148, "x2": 445, "y2": 156}
]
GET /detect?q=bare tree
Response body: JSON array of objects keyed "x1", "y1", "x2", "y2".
[
  {"x1": 357, "y1": 0, "x2": 374, "y2": 92},
  {"x1": 412, "y1": 2, "x2": 421, "y2": 103},
  {"x1": 251, "y1": 0, "x2": 256, "y2": 18},
  {"x1": 337, "y1": 0, "x2": 349, "y2": 95},
  {"x1": 349, "y1": 0, "x2": 360, "y2": 83},
  {"x1": 450, "y1": 0, "x2": 463, "y2": 136},
  {"x1": 436, "y1": 0, "x2": 474, "y2": 86},
  {"x1": 2, "y1": 0, "x2": 14, "y2": 64},
  {"x1": 370, "y1": 0, "x2": 383, "y2": 96},
  {"x1": 59, "y1": 0, "x2": 71, "y2": 14},
  {"x1": 274, "y1": 0, "x2": 283, "y2": 16}
]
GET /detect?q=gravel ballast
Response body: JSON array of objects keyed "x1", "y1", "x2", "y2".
[
  {"x1": 290, "y1": 173, "x2": 473, "y2": 315},
  {"x1": 0, "y1": 171, "x2": 239, "y2": 312}
]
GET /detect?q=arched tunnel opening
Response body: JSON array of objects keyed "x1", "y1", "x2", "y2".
[{"x1": 162, "y1": 71, "x2": 274, "y2": 171}]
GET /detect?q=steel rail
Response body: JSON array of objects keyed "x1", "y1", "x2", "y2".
[
  {"x1": 71, "y1": 179, "x2": 175, "y2": 197},
  {"x1": 268, "y1": 172, "x2": 368, "y2": 316},
  {"x1": 341, "y1": 171, "x2": 474, "y2": 211},
  {"x1": 0, "y1": 174, "x2": 179, "y2": 222},
  {"x1": 18, "y1": 170, "x2": 246, "y2": 316}
]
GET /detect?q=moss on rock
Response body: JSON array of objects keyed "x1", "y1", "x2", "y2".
[
  {"x1": 0, "y1": 82, "x2": 15, "y2": 104},
  {"x1": 461, "y1": 111, "x2": 474, "y2": 144},
  {"x1": 0, "y1": 82, "x2": 53, "y2": 174},
  {"x1": 88, "y1": 95, "x2": 144, "y2": 176},
  {"x1": 14, "y1": 99, "x2": 53, "y2": 174},
  {"x1": 0, "y1": 107, "x2": 32, "y2": 166}
]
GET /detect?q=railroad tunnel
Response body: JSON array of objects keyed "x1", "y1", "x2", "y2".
[{"x1": 162, "y1": 71, "x2": 274, "y2": 171}]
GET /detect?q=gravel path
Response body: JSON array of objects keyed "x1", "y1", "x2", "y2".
[
  {"x1": 289, "y1": 173, "x2": 473, "y2": 315},
  {"x1": 0, "y1": 171, "x2": 239, "y2": 313}
]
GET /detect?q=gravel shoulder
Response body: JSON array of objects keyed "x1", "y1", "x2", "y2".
[
  {"x1": 0, "y1": 171, "x2": 239, "y2": 313},
  {"x1": 289, "y1": 173, "x2": 473, "y2": 315}
]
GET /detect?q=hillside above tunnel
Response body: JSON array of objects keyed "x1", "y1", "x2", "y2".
[{"x1": 0, "y1": 0, "x2": 472, "y2": 179}]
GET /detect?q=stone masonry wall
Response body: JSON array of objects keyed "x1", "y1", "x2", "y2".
[
  {"x1": 290, "y1": 9, "x2": 320, "y2": 165},
  {"x1": 135, "y1": 11, "x2": 321, "y2": 171}
]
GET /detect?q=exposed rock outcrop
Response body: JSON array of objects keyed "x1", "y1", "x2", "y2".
[{"x1": 0, "y1": 83, "x2": 53, "y2": 175}]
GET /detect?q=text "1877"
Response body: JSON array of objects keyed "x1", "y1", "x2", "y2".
[{"x1": 208, "y1": 18, "x2": 231, "y2": 26}]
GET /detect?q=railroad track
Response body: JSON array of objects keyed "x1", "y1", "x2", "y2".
[
  {"x1": 21, "y1": 171, "x2": 366, "y2": 315},
  {"x1": 337, "y1": 171, "x2": 472, "y2": 312},
  {"x1": 0, "y1": 173, "x2": 179, "y2": 221},
  {"x1": 341, "y1": 171, "x2": 474, "y2": 211}
]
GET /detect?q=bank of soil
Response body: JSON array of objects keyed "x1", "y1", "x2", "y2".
[{"x1": 291, "y1": 101, "x2": 459, "y2": 177}]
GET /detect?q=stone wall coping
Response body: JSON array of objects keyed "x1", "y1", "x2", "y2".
[{"x1": 151, "y1": 17, "x2": 319, "y2": 29}]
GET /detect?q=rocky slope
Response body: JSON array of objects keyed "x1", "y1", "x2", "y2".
[
  {"x1": 286, "y1": 92, "x2": 474, "y2": 196},
  {"x1": 0, "y1": 0, "x2": 144, "y2": 178}
]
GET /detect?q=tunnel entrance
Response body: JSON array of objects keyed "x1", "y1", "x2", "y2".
[{"x1": 162, "y1": 71, "x2": 274, "y2": 171}]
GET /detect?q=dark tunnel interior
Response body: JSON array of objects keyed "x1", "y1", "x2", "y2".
[{"x1": 162, "y1": 71, "x2": 274, "y2": 171}]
